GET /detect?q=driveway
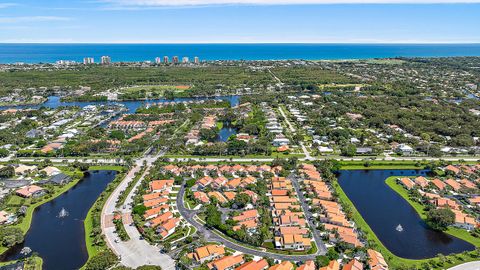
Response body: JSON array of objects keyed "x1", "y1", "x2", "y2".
[
  {"x1": 448, "y1": 261, "x2": 480, "y2": 270},
  {"x1": 288, "y1": 174, "x2": 327, "y2": 255}
]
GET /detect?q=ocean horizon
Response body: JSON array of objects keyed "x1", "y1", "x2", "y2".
[{"x1": 1, "y1": 43, "x2": 480, "y2": 64}]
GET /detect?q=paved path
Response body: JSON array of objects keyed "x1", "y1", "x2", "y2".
[
  {"x1": 101, "y1": 150, "x2": 175, "y2": 270},
  {"x1": 289, "y1": 174, "x2": 326, "y2": 254},
  {"x1": 448, "y1": 261, "x2": 480, "y2": 270},
  {"x1": 176, "y1": 183, "x2": 323, "y2": 261}
]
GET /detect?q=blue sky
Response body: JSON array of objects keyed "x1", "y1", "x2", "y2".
[{"x1": 0, "y1": 0, "x2": 479, "y2": 43}]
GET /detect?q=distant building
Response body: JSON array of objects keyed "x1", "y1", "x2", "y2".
[
  {"x1": 172, "y1": 56, "x2": 179, "y2": 64},
  {"x1": 182, "y1": 57, "x2": 189, "y2": 63},
  {"x1": 194, "y1": 56, "x2": 200, "y2": 64},
  {"x1": 83, "y1": 57, "x2": 94, "y2": 64},
  {"x1": 163, "y1": 56, "x2": 169, "y2": 64},
  {"x1": 101, "y1": 56, "x2": 111, "y2": 65},
  {"x1": 155, "y1": 57, "x2": 161, "y2": 64}
]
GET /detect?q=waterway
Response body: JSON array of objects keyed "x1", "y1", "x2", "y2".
[
  {"x1": 1, "y1": 95, "x2": 240, "y2": 113},
  {"x1": 2, "y1": 170, "x2": 117, "y2": 270},
  {"x1": 337, "y1": 169, "x2": 475, "y2": 259}
]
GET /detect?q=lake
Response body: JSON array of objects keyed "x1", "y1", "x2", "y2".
[
  {"x1": 2, "y1": 170, "x2": 117, "y2": 270},
  {"x1": 337, "y1": 169, "x2": 475, "y2": 259}
]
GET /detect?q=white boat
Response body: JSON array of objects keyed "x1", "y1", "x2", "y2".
[{"x1": 396, "y1": 224, "x2": 403, "y2": 232}]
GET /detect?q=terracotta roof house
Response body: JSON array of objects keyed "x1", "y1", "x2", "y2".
[
  {"x1": 235, "y1": 259, "x2": 269, "y2": 270},
  {"x1": 445, "y1": 165, "x2": 460, "y2": 175},
  {"x1": 399, "y1": 177, "x2": 415, "y2": 190},
  {"x1": 431, "y1": 179, "x2": 446, "y2": 190},
  {"x1": 190, "y1": 244, "x2": 225, "y2": 263},
  {"x1": 149, "y1": 180, "x2": 174, "y2": 192},
  {"x1": 342, "y1": 259, "x2": 363, "y2": 270},
  {"x1": 297, "y1": 260, "x2": 316, "y2": 270},
  {"x1": 433, "y1": 198, "x2": 461, "y2": 210},
  {"x1": 445, "y1": 179, "x2": 462, "y2": 191},
  {"x1": 414, "y1": 176, "x2": 429, "y2": 188},
  {"x1": 460, "y1": 179, "x2": 477, "y2": 189},
  {"x1": 319, "y1": 260, "x2": 340, "y2": 270},
  {"x1": 468, "y1": 196, "x2": 480, "y2": 206},
  {"x1": 268, "y1": 261, "x2": 293, "y2": 270},
  {"x1": 367, "y1": 249, "x2": 389, "y2": 270},
  {"x1": 194, "y1": 191, "x2": 210, "y2": 203},
  {"x1": 16, "y1": 185, "x2": 45, "y2": 198},
  {"x1": 208, "y1": 255, "x2": 244, "y2": 270}
]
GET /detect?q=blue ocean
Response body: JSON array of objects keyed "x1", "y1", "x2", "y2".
[{"x1": 1, "y1": 43, "x2": 480, "y2": 63}]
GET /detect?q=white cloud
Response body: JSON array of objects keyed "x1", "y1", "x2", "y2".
[
  {"x1": 0, "y1": 16, "x2": 71, "y2": 23},
  {"x1": 0, "y1": 3, "x2": 17, "y2": 9},
  {"x1": 101, "y1": 0, "x2": 480, "y2": 7}
]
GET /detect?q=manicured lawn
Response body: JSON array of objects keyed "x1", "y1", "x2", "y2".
[
  {"x1": 88, "y1": 165, "x2": 124, "y2": 171},
  {"x1": 0, "y1": 257, "x2": 43, "y2": 270}
]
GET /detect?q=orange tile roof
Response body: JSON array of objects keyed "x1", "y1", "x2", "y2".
[
  {"x1": 319, "y1": 260, "x2": 340, "y2": 270},
  {"x1": 445, "y1": 178, "x2": 461, "y2": 191},
  {"x1": 268, "y1": 261, "x2": 293, "y2": 270},
  {"x1": 149, "y1": 180, "x2": 174, "y2": 191},
  {"x1": 193, "y1": 245, "x2": 225, "y2": 261},
  {"x1": 143, "y1": 205, "x2": 169, "y2": 219},
  {"x1": 399, "y1": 177, "x2": 415, "y2": 189},
  {"x1": 143, "y1": 197, "x2": 168, "y2": 208},
  {"x1": 233, "y1": 209, "x2": 258, "y2": 222},
  {"x1": 342, "y1": 259, "x2": 363, "y2": 270},
  {"x1": 208, "y1": 255, "x2": 244, "y2": 270},
  {"x1": 298, "y1": 261, "x2": 316, "y2": 270},
  {"x1": 367, "y1": 249, "x2": 389, "y2": 270},
  {"x1": 235, "y1": 259, "x2": 269, "y2": 270},
  {"x1": 431, "y1": 179, "x2": 446, "y2": 190}
]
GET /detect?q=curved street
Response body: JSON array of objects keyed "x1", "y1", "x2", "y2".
[{"x1": 176, "y1": 183, "x2": 324, "y2": 262}]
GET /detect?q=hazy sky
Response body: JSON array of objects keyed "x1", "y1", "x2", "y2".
[{"x1": 0, "y1": 0, "x2": 479, "y2": 43}]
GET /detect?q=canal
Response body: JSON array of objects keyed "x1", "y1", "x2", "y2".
[
  {"x1": 1, "y1": 95, "x2": 240, "y2": 113},
  {"x1": 337, "y1": 169, "x2": 475, "y2": 259},
  {"x1": 2, "y1": 170, "x2": 117, "y2": 270}
]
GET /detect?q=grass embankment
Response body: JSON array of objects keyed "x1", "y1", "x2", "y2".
[
  {"x1": 332, "y1": 177, "x2": 480, "y2": 270},
  {"x1": 385, "y1": 176, "x2": 480, "y2": 247},
  {"x1": 83, "y1": 170, "x2": 126, "y2": 261},
  {"x1": 338, "y1": 160, "x2": 427, "y2": 170},
  {"x1": 88, "y1": 165, "x2": 124, "y2": 171},
  {"x1": 0, "y1": 256, "x2": 43, "y2": 269}
]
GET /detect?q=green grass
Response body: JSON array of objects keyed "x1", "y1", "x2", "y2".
[
  {"x1": 332, "y1": 177, "x2": 480, "y2": 270},
  {"x1": 88, "y1": 165, "x2": 124, "y2": 171},
  {"x1": 0, "y1": 256, "x2": 43, "y2": 270}
]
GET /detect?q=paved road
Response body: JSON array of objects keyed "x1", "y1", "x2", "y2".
[
  {"x1": 169, "y1": 156, "x2": 480, "y2": 163},
  {"x1": 101, "y1": 150, "x2": 175, "y2": 270},
  {"x1": 176, "y1": 183, "x2": 323, "y2": 261},
  {"x1": 448, "y1": 261, "x2": 480, "y2": 270},
  {"x1": 0, "y1": 157, "x2": 125, "y2": 164},
  {"x1": 288, "y1": 174, "x2": 326, "y2": 254}
]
